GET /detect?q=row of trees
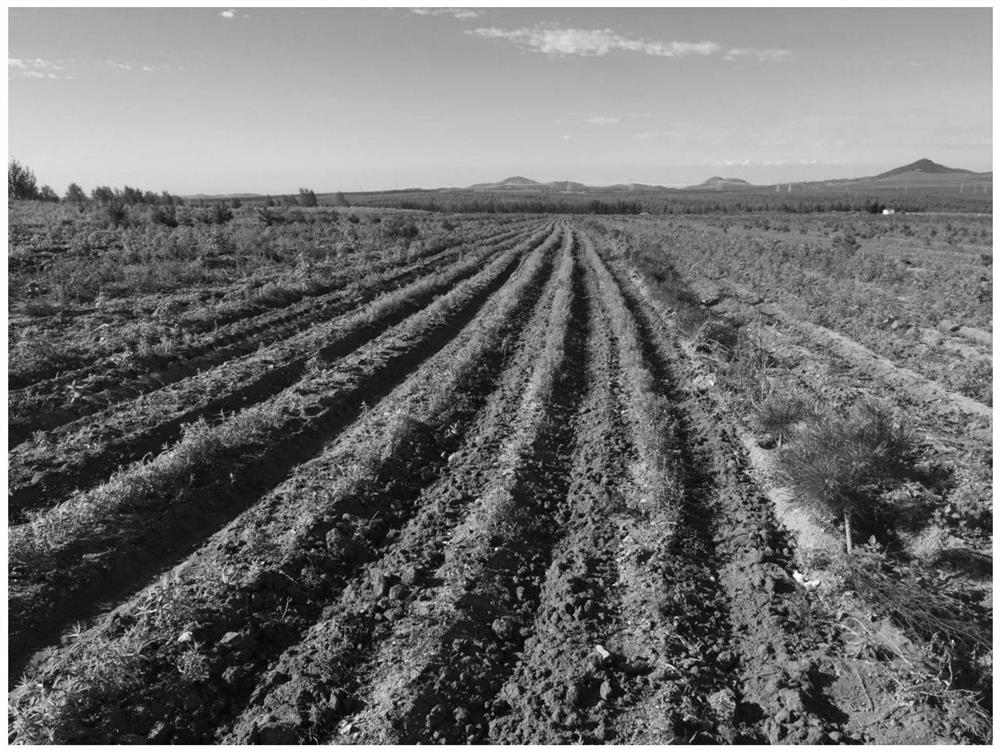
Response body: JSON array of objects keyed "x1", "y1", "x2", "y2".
[
  {"x1": 10, "y1": 158, "x2": 185, "y2": 205},
  {"x1": 10, "y1": 160, "x2": 350, "y2": 212},
  {"x1": 8, "y1": 159, "x2": 58, "y2": 201}
]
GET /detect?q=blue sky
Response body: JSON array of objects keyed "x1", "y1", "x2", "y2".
[{"x1": 8, "y1": 6, "x2": 993, "y2": 194}]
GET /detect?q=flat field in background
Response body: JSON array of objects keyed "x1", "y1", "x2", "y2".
[{"x1": 8, "y1": 201, "x2": 992, "y2": 744}]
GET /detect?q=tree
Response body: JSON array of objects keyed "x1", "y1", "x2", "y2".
[
  {"x1": 298, "y1": 187, "x2": 318, "y2": 208},
  {"x1": 38, "y1": 185, "x2": 59, "y2": 202},
  {"x1": 65, "y1": 183, "x2": 87, "y2": 204},
  {"x1": 92, "y1": 186, "x2": 115, "y2": 203},
  {"x1": 9, "y1": 158, "x2": 39, "y2": 200},
  {"x1": 333, "y1": 191, "x2": 351, "y2": 208},
  {"x1": 120, "y1": 186, "x2": 144, "y2": 205}
]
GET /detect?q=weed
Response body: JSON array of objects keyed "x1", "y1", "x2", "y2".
[{"x1": 839, "y1": 550, "x2": 989, "y2": 659}]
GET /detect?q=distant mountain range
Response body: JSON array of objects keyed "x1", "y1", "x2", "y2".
[
  {"x1": 182, "y1": 159, "x2": 991, "y2": 200},
  {"x1": 464, "y1": 159, "x2": 990, "y2": 194}
]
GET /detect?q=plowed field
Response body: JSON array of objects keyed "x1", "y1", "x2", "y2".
[{"x1": 9, "y1": 218, "x2": 990, "y2": 744}]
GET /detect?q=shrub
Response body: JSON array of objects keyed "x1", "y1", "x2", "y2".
[
  {"x1": 384, "y1": 217, "x2": 419, "y2": 241},
  {"x1": 776, "y1": 400, "x2": 918, "y2": 553},
  {"x1": 150, "y1": 205, "x2": 178, "y2": 228},
  {"x1": 298, "y1": 188, "x2": 318, "y2": 208},
  {"x1": 211, "y1": 203, "x2": 233, "y2": 225},
  {"x1": 103, "y1": 202, "x2": 129, "y2": 228}
]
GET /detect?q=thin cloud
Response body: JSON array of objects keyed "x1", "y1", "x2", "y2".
[
  {"x1": 585, "y1": 116, "x2": 620, "y2": 126},
  {"x1": 412, "y1": 8, "x2": 481, "y2": 20},
  {"x1": 9, "y1": 57, "x2": 66, "y2": 71},
  {"x1": 470, "y1": 26, "x2": 720, "y2": 58},
  {"x1": 724, "y1": 48, "x2": 792, "y2": 62},
  {"x1": 9, "y1": 57, "x2": 72, "y2": 79},
  {"x1": 219, "y1": 9, "x2": 237, "y2": 20},
  {"x1": 104, "y1": 59, "x2": 167, "y2": 72}
]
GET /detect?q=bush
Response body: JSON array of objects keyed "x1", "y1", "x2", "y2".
[
  {"x1": 150, "y1": 205, "x2": 178, "y2": 228},
  {"x1": 211, "y1": 204, "x2": 232, "y2": 225},
  {"x1": 298, "y1": 188, "x2": 318, "y2": 208},
  {"x1": 383, "y1": 216, "x2": 419, "y2": 241},
  {"x1": 103, "y1": 202, "x2": 129, "y2": 228},
  {"x1": 776, "y1": 399, "x2": 918, "y2": 552}
]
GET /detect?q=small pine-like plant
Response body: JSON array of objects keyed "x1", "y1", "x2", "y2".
[
  {"x1": 753, "y1": 390, "x2": 819, "y2": 446},
  {"x1": 776, "y1": 399, "x2": 918, "y2": 553}
]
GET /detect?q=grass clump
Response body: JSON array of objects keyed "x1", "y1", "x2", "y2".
[{"x1": 776, "y1": 399, "x2": 919, "y2": 553}]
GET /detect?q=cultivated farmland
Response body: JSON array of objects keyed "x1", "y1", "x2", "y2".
[{"x1": 8, "y1": 204, "x2": 992, "y2": 744}]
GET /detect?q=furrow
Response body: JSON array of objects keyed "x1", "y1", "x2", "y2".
[
  {"x1": 215, "y1": 230, "x2": 578, "y2": 745},
  {"x1": 485, "y1": 239, "x2": 636, "y2": 744},
  {"x1": 328, "y1": 231, "x2": 586, "y2": 745},
  {"x1": 8, "y1": 224, "x2": 560, "y2": 674},
  {"x1": 593, "y1": 239, "x2": 847, "y2": 744},
  {"x1": 9, "y1": 222, "x2": 540, "y2": 443},
  {"x1": 9, "y1": 225, "x2": 551, "y2": 521},
  {"x1": 485, "y1": 232, "x2": 734, "y2": 744},
  {"x1": 9, "y1": 224, "x2": 565, "y2": 744},
  {"x1": 7, "y1": 219, "x2": 531, "y2": 392}
]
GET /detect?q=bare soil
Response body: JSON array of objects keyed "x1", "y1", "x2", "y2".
[{"x1": 8, "y1": 217, "x2": 991, "y2": 744}]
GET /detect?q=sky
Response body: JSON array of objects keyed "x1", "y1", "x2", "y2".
[{"x1": 7, "y1": 5, "x2": 994, "y2": 195}]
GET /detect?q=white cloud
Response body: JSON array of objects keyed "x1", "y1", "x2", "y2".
[
  {"x1": 470, "y1": 26, "x2": 720, "y2": 58},
  {"x1": 585, "y1": 116, "x2": 620, "y2": 126},
  {"x1": 724, "y1": 48, "x2": 792, "y2": 62},
  {"x1": 412, "y1": 8, "x2": 480, "y2": 20},
  {"x1": 219, "y1": 9, "x2": 237, "y2": 20}
]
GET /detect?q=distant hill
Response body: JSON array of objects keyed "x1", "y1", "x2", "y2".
[
  {"x1": 470, "y1": 176, "x2": 543, "y2": 190},
  {"x1": 548, "y1": 180, "x2": 589, "y2": 192},
  {"x1": 789, "y1": 158, "x2": 991, "y2": 192},
  {"x1": 876, "y1": 158, "x2": 978, "y2": 179},
  {"x1": 184, "y1": 193, "x2": 265, "y2": 200},
  {"x1": 469, "y1": 177, "x2": 671, "y2": 192},
  {"x1": 688, "y1": 176, "x2": 752, "y2": 190}
]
